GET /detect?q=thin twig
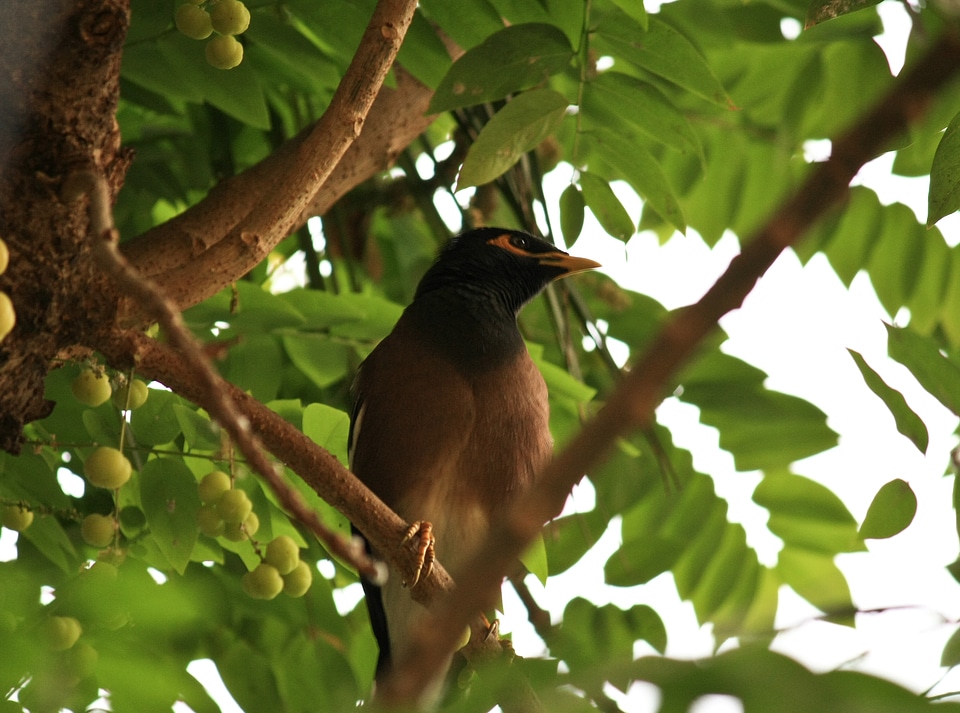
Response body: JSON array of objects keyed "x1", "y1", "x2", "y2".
[{"x1": 376, "y1": 26, "x2": 960, "y2": 705}]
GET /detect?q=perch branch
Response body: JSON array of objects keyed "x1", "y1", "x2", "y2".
[{"x1": 375, "y1": 26, "x2": 960, "y2": 705}]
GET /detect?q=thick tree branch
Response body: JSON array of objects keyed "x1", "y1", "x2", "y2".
[
  {"x1": 118, "y1": 52, "x2": 433, "y2": 323},
  {"x1": 375, "y1": 26, "x2": 960, "y2": 705}
]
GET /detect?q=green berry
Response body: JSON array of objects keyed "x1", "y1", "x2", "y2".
[
  {"x1": 71, "y1": 369, "x2": 112, "y2": 407},
  {"x1": 215, "y1": 488, "x2": 251, "y2": 524},
  {"x1": 198, "y1": 470, "x2": 232, "y2": 504},
  {"x1": 65, "y1": 641, "x2": 99, "y2": 679},
  {"x1": 205, "y1": 34, "x2": 243, "y2": 70},
  {"x1": 0, "y1": 291, "x2": 15, "y2": 343},
  {"x1": 80, "y1": 513, "x2": 115, "y2": 547},
  {"x1": 241, "y1": 563, "x2": 283, "y2": 600},
  {"x1": 44, "y1": 616, "x2": 82, "y2": 651},
  {"x1": 0, "y1": 237, "x2": 8, "y2": 275},
  {"x1": 1, "y1": 504, "x2": 33, "y2": 532},
  {"x1": 264, "y1": 535, "x2": 300, "y2": 575},
  {"x1": 175, "y1": 3, "x2": 213, "y2": 39},
  {"x1": 112, "y1": 379, "x2": 149, "y2": 410},
  {"x1": 282, "y1": 560, "x2": 313, "y2": 598},
  {"x1": 210, "y1": 0, "x2": 250, "y2": 35},
  {"x1": 84, "y1": 447, "x2": 132, "y2": 489},
  {"x1": 197, "y1": 503, "x2": 225, "y2": 537},
  {"x1": 223, "y1": 510, "x2": 258, "y2": 542}
]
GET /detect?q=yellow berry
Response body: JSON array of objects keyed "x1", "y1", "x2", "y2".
[
  {"x1": 71, "y1": 369, "x2": 112, "y2": 407},
  {"x1": 282, "y1": 560, "x2": 313, "y2": 598},
  {"x1": 1, "y1": 504, "x2": 33, "y2": 532},
  {"x1": 81, "y1": 513, "x2": 115, "y2": 548},
  {"x1": 197, "y1": 503, "x2": 225, "y2": 537},
  {"x1": 0, "y1": 291, "x2": 15, "y2": 342},
  {"x1": 264, "y1": 535, "x2": 300, "y2": 575},
  {"x1": 84, "y1": 447, "x2": 132, "y2": 489},
  {"x1": 0, "y1": 237, "x2": 8, "y2": 274},
  {"x1": 210, "y1": 0, "x2": 250, "y2": 35},
  {"x1": 198, "y1": 470, "x2": 231, "y2": 504},
  {"x1": 205, "y1": 34, "x2": 243, "y2": 70},
  {"x1": 241, "y1": 563, "x2": 283, "y2": 600},
  {"x1": 44, "y1": 616, "x2": 82, "y2": 651},
  {"x1": 215, "y1": 488, "x2": 252, "y2": 523},
  {"x1": 112, "y1": 379, "x2": 149, "y2": 410},
  {"x1": 175, "y1": 3, "x2": 213, "y2": 39}
]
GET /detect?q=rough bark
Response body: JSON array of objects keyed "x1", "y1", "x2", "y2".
[{"x1": 0, "y1": 0, "x2": 131, "y2": 452}]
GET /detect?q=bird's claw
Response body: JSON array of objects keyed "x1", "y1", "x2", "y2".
[{"x1": 400, "y1": 520, "x2": 435, "y2": 588}]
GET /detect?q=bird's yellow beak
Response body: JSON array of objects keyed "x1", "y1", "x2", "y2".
[{"x1": 539, "y1": 251, "x2": 602, "y2": 277}]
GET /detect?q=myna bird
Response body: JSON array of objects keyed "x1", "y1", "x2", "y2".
[{"x1": 348, "y1": 227, "x2": 600, "y2": 703}]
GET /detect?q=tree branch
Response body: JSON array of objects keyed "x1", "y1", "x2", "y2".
[
  {"x1": 117, "y1": 2, "x2": 430, "y2": 324},
  {"x1": 375, "y1": 25, "x2": 960, "y2": 706}
]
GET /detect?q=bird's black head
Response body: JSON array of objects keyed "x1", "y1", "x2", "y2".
[{"x1": 414, "y1": 228, "x2": 600, "y2": 314}]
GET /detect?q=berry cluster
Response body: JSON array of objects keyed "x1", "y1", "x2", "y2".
[
  {"x1": 71, "y1": 368, "x2": 149, "y2": 411},
  {"x1": 174, "y1": 0, "x2": 250, "y2": 70},
  {"x1": 243, "y1": 535, "x2": 313, "y2": 600},
  {"x1": 196, "y1": 470, "x2": 260, "y2": 541},
  {"x1": 195, "y1": 471, "x2": 313, "y2": 599}
]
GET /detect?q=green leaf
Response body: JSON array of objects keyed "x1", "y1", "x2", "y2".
[
  {"x1": 681, "y1": 383, "x2": 838, "y2": 472},
  {"x1": 171, "y1": 404, "x2": 222, "y2": 451},
  {"x1": 579, "y1": 171, "x2": 634, "y2": 242},
  {"x1": 886, "y1": 324, "x2": 960, "y2": 416},
  {"x1": 429, "y1": 23, "x2": 574, "y2": 113},
  {"x1": 822, "y1": 186, "x2": 884, "y2": 287},
  {"x1": 520, "y1": 531, "x2": 549, "y2": 586},
  {"x1": 859, "y1": 479, "x2": 917, "y2": 540},
  {"x1": 596, "y1": 14, "x2": 731, "y2": 108},
  {"x1": 754, "y1": 472, "x2": 863, "y2": 555},
  {"x1": 552, "y1": 598, "x2": 666, "y2": 683},
  {"x1": 928, "y1": 111, "x2": 960, "y2": 227},
  {"x1": 805, "y1": 0, "x2": 882, "y2": 29},
  {"x1": 165, "y1": 35, "x2": 269, "y2": 129},
  {"x1": 543, "y1": 509, "x2": 608, "y2": 576},
  {"x1": 865, "y1": 203, "x2": 925, "y2": 317},
  {"x1": 458, "y1": 89, "x2": 568, "y2": 189},
  {"x1": 283, "y1": 334, "x2": 351, "y2": 390},
  {"x1": 942, "y1": 626, "x2": 960, "y2": 668},
  {"x1": 588, "y1": 128, "x2": 686, "y2": 233},
  {"x1": 222, "y1": 334, "x2": 285, "y2": 403},
  {"x1": 609, "y1": 0, "x2": 647, "y2": 28},
  {"x1": 582, "y1": 71, "x2": 701, "y2": 157},
  {"x1": 140, "y1": 458, "x2": 202, "y2": 574},
  {"x1": 848, "y1": 350, "x2": 929, "y2": 453},
  {"x1": 777, "y1": 547, "x2": 854, "y2": 624},
  {"x1": 277, "y1": 289, "x2": 367, "y2": 330},
  {"x1": 18, "y1": 515, "x2": 78, "y2": 573},
  {"x1": 130, "y1": 390, "x2": 184, "y2": 446},
  {"x1": 605, "y1": 533, "x2": 685, "y2": 587},
  {"x1": 302, "y1": 403, "x2": 350, "y2": 467},
  {"x1": 559, "y1": 184, "x2": 585, "y2": 247}
]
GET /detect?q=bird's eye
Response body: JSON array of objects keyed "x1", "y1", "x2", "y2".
[{"x1": 510, "y1": 235, "x2": 529, "y2": 250}]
